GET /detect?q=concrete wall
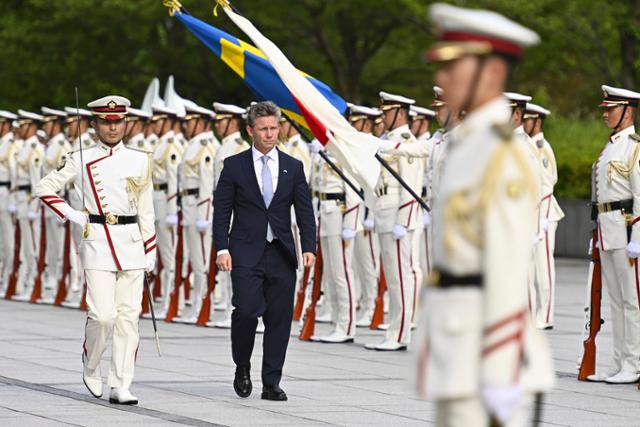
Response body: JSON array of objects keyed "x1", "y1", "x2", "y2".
[{"x1": 555, "y1": 199, "x2": 592, "y2": 258}]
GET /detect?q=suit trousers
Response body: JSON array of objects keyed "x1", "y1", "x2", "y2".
[
  {"x1": 83, "y1": 269, "x2": 143, "y2": 389},
  {"x1": 230, "y1": 241, "x2": 296, "y2": 386}
]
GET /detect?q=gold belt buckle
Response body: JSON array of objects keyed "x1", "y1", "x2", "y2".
[
  {"x1": 427, "y1": 270, "x2": 441, "y2": 288},
  {"x1": 106, "y1": 213, "x2": 118, "y2": 225}
]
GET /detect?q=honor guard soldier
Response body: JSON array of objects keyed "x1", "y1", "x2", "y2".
[
  {"x1": 35, "y1": 95, "x2": 156, "y2": 404},
  {"x1": 12, "y1": 110, "x2": 45, "y2": 301},
  {"x1": 365, "y1": 92, "x2": 421, "y2": 351},
  {"x1": 410, "y1": 106, "x2": 436, "y2": 142},
  {"x1": 416, "y1": 4, "x2": 554, "y2": 426},
  {"x1": 173, "y1": 103, "x2": 217, "y2": 322},
  {"x1": 0, "y1": 111, "x2": 18, "y2": 290},
  {"x1": 346, "y1": 104, "x2": 382, "y2": 327},
  {"x1": 125, "y1": 108, "x2": 152, "y2": 152},
  {"x1": 63, "y1": 106, "x2": 95, "y2": 307},
  {"x1": 587, "y1": 85, "x2": 640, "y2": 384},
  {"x1": 40, "y1": 107, "x2": 72, "y2": 302},
  {"x1": 524, "y1": 103, "x2": 564, "y2": 330},
  {"x1": 211, "y1": 102, "x2": 250, "y2": 328},
  {"x1": 151, "y1": 102, "x2": 183, "y2": 313}
]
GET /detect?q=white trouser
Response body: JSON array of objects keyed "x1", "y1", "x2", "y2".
[
  {"x1": 532, "y1": 221, "x2": 558, "y2": 326},
  {"x1": 155, "y1": 219, "x2": 175, "y2": 311},
  {"x1": 379, "y1": 230, "x2": 415, "y2": 345},
  {"x1": 600, "y1": 248, "x2": 640, "y2": 373},
  {"x1": 435, "y1": 394, "x2": 532, "y2": 427},
  {"x1": 84, "y1": 269, "x2": 143, "y2": 389},
  {"x1": 410, "y1": 226, "x2": 424, "y2": 324},
  {"x1": 16, "y1": 218, "x2": 38, "y2": 295},
  {"x1": 421, "y1": 223, "x2": 433, "y2": 279},
  {"x1": 321, "y1": 234, "x2": 357, "y2": 337},
  {"x1": 353, "y1": 230, "x2": 379, "y2": 315},
  {"x1": 44, "y1": 216, "x2": 64, "y2": 285},
  {"x1": 180, "y1": 225, "x2": 211, "y2": 318},
  {"x1": 0, "y1": 209, "x2": 15, "y2": 286}
]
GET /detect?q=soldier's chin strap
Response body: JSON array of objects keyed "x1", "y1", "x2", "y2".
[
  {"x1": 612, "y1": 105, "x2": 629, "y2": 137},
  {"x1": 461, "y1": 55, "x2": 488, "y2": 116}
]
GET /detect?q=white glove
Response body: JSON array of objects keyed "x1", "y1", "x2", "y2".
[
  {"x1": 165, "y1": 214, "x2": 179, "y2": 226},
  {"x1": 481, "y1": 385, "x2": 523, "y2": 425},
  {"x1": 588, "y1": 238, "x2": 594, "y2": 256},
  {"x1": 196, "y1": 219, "x2": 210, "y2": 232},
  {"x1": 309, "y1": 139, "x2": 325, "y2": 154},
  {"x1": 7, "y1": 203, "x2": 17, "y2": 214},
  {"x1": 422, "y1": 209, "x2": 431, "y2": 227},
  {"x1": 341, "y1": 228, "x2": 356, "y2": 240},
  {"x1": 392, "y1": 224, "x2": 407, "y2": 240},
  {"x1": 363, "y1": 218, "x2": 375, "y2": 231},
  {"x1": 627, "y1": 240, "x2": 640, "y2": 258},
  {"x1": 66, "y1": 209, "x2": 87, "y2": 226},
  {"x1": 291, "y1": 215, "x2": 297, "y2": 227},
  {"x1": 27, "y1": 210, "x2": 39, "y2": 221},
  {"x1": 145, "y1": 252, "x2": 156, "y2": 273},
  {"x1": 540, "y1": 217, "x2": 549, "y2": 232}
]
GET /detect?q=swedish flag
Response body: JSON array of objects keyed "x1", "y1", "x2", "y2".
[{"x1": 173, "y1": 9, "x2": 347, "y2": 126}]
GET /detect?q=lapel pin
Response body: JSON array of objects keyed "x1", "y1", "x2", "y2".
[{"x1": 283, "y1": 169, "x2": 288, "y2": 174}]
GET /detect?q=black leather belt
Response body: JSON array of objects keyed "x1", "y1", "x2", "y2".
[
  {"x1": 181, "y1": 188, "x2": 199, "y2": 196},
  {"x1": 591, "y1": 199, "x2": 633, "y2": 220},
  {"x1": 153, "y1": 183, "x2": 168, "y2": 191},
  {"x1": 421, "y1": 186, "x2": 427, "y2": 198},
  {"x1": 319, "y1": 192, "x2": 345, "y2": 202},
  {"x1": 88, "y1": 214, "x2": 138, "y2": 225},
  {"x1": 430, "y1": 270, "x2": 482, "y2": 288},
  {"x1": 0, "y1": 181, "x2": 9, "y2": 187},
  {"x1": 17, "y1": 184, "x2": 31, "y2": 192}
]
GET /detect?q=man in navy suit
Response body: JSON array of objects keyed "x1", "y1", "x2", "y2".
[{"x1": 213, "y1": 101, "x2": 316, "y2": 401}]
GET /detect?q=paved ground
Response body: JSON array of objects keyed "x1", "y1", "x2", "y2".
[{"x1": 0, "y1": 258, "x2": 638, "y2": 426}]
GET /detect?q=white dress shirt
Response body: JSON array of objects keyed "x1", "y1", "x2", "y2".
[{"x1": 252, "y1": 145, "x2": 279, "y2": 195}]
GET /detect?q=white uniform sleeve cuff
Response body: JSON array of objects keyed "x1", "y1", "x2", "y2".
[{"x1": 217, "y1": 249, "x2": 230, "y2": 256}]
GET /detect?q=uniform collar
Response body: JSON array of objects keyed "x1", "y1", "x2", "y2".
[
  {"x1": 48, "y1": 132, "x2": 66, "y2": 145},
  {"x1": 0, "y1": 132, "x2": 13, "y2": 144},
  {"x1": 514, "y1": 125, "x2": 526, "y2": 135},
  {"x1": 531, "y1": 132, "x2": 545, "y2": 143},
  {"x1": 189, "y1": 132, "x2": 209, "y2": 145},
  {"x1": 98, "y1": 140, "x2": 123, "y2": 152},
  {"x1": 286, "y1": 134, "x2": 303, "y2": 147},
  {"x1": 127, "y1": 132, "x2": 145, "y2": 146},
  {"x1": 387, "y1": 124, "x2": 411, "y2": 140},
  {"x1": 610, "y1": 125, "x2": 635, "y2": 144},
  {"x1": 450, "y1": 97, "x2": 511, "y2": 145},
  {"x1": 25, "y1": 134, "x2": 40, "y2": 147},
  {"x1": 221, "y1": 130, "x2": 242, "y2": 145},
  {"x1": 252, "y1": 145, "x2": 278, "y2": 162},
  {"x1": 159, "y1": 130, "x2": 175, "y2": 143}
]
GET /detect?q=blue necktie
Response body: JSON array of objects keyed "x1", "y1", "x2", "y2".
[{"x1": 261, "y1": 155, "x2": 274, "y2": 242}]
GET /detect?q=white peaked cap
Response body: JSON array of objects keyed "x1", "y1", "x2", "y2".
[
  {"x1": 141, "y1": 77, "x2": 161, "y2": 114},
  {"x1": 600, "y1": 85, "x2": 640, "y2": 107},
  {"x1": 164, "y1": 75, "x2": 187, "y2": 118},
  {"x1": 41, "y1": 107, "x2": 67, "y2": 117},
  {"x1": 64, "y1": 106, "x2": 93, "y2": 117},
  {"x1": 128, "y1": 107, "x2": 152, "y2": 119},
  {"x1": 427, "y1": 3, "x2": 539, "y2": 62},
  {"x1": 349, "y1": 104, "x2": 382, "y2": 117},
  {"x1": 18, "y1": 109, "x2": 44, "y2": 122},
  {"x1": 411, "y1": 105, "x2": 436, "y2": 117},
  {"x1": 504, "y1": 92, "x2": 532, "y2": 107},
  {"x1": 525, "y1": 103, "x2": 550, "y2": 117},
  {"x1": 0, "y1": 110, "x2": 18, "y2": 120},
  {"x1": 379, "y1": 91, "x2": 416, "y2": 107},
  {"x1": 212, "y1": 102, "x2": 246, "y2": 116},
  {"x1": 185, "y1": 102, "x2": 215, "y2": 117}
]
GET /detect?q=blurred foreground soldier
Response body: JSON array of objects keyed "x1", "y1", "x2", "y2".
[
  {"x1": 13, "y1": 110, "x2": 45, "y2": 301},
  {"x1": 416, "y1": 4, "x2": 553, "y2": 426},
  {"x1": 174, "y1": 103, "x2": 216, "y2": 322},
  {"x1": 125, "y1": 108, "x2": 152, "y2": 151},
  {"x1": 35, "y1": 96, "x2": 156, "y2": 404},
  {"x1": 524, "y1": 103, "x2": 564, "y2": 330},
  {"x1": 0, "y1": 110, "x2": 18, "y2": 290},
  {"x1": 211, "y1": 102, "x2": 250, "y2": 328},
  {"x1": 586, "y1": 85, "x2": 640, "y2": 384},
  {"x1": 40, "y1": 107, "x2": 71, "y2": 301}
]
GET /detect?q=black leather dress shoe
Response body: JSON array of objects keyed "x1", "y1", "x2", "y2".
[
  {"x1": 233, "y1": 366, "x2": 252, "y2": 398},
  {"x1": 261, "y1": 384, "x2": 287, "y2": 401}
]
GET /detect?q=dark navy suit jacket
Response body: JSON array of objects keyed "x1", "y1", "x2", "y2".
[{"x1": 213, "y1": 148, "x2": 316, "y2": 268}]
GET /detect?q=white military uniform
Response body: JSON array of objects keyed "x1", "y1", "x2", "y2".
[
  {"x1": 315, "y1": 152, "x2": 362, "y2": 341},
  {"x1": 13, "y1": 120, "x2": 45, "y2": 299},
  {"x1": 0, "y1": 112, "x2": 18, "y2": 289},
  {"x1": 369, "y1": 123, "x2": 421, "y2": 349},
  {"x1": 175, "y1": 130, "x2": 216, "y2": 321},
  {"x1": 417, "y1": 97, "x2": 554, "y2": 426},
  {"x1": 41, "y1": 129, "x2": 72, "y2": 298},
  {"x1": 212, "y1": 129, "x2": 250, "y2": 325}
]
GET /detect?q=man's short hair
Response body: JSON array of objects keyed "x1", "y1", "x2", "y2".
[{"x1": 247, "y1": 101, "x2": 281, "y2": 128}]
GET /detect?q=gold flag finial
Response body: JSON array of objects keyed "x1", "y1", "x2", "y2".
[
  {"x1": 213, "y1": 0, "x2": 231, "y2": 17},
  {"x1": 162, "y1": 0, "x2": 183, "y2": 16}
]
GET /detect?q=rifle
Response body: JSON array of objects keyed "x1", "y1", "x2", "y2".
[
  {"x1": 196, "y1": 243, "x2": 218, "y2": 326},
  {"x1": 183, "y1": 262, "x2": 192, "y2": 302},
  {"x1": 292, "y1": 265, "x2": 312, "y2": 322},
  {"x1": 79, "y1": 281, "x2": 88, "y2": 311},
  {"x1": 299, "y1": 241, "x2": 323, "y2": 340},
  {"x1": 29, "y1": 206, "x2": 47, "y2": 303},
  {"x1": 165, "y1": 204, "x2": 184, "y2": 322},
  {"x1": 370, "y1": 256, "x2": 387, "y2": 329},
  {"x1": 578, "y1": 230, "x2": 603, "y2": 380},
  {"x1": 4, "y1": 221, "x2": 21, "y2": 300},
  {"x1": 54, "y1": 221, "x2": 71, "y2": 306},
  {"x1": 153, "y1": 256, "x2": 163, "y2": 300}
]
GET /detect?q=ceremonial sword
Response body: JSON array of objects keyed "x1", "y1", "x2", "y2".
[{"x1": 144, "y1": 272, "x2": 162, "y2": 356}]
